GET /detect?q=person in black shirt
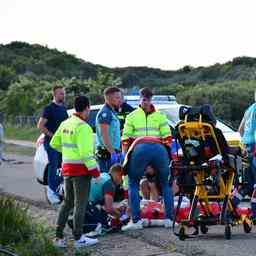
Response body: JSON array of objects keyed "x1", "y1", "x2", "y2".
[
  {"x1": 37, "y1": 85, "x2": 68, "y2": 204},
  {"x1": 116, "y1": 94, "x2": 134, "y2": 131}
]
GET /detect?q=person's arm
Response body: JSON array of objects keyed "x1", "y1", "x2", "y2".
[
  {"x1": 77, "y1": 124, "x2": 100, "y2": 178},
  {"x1": 159, "y1": 113, "x2": 172, "y2": 146},
  {"x1": 99, "y1": 123, "x2": 115, "y2": 154},
  {"x1": 97, "y1": 110, "x2": 116, "y2": 154},
  {"x1": 49, "y1": 124, "x2": 62, "y2": 153},
  {"x1": 121, "y1": 114, "x2": 134, "y2": 153},
  {"x1": 37, "y1": 106, "x2": 53, "y2": 137},
  {"x1": 37, "y1": 118, "x2": 53, "y2": 137},
  {"x1": 238, "y1": 115, "x2": 246, "y2": 136},
  {"x1": 102, "y1": 180, "x2": 120, "y2": 217},
  {"x1": 103, "y1": 194, "x2": 120, "y2": 218}
]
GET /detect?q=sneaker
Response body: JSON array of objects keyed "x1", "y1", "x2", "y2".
[
  {"x1": 53, "y1": 238, "x2": 67, "y2": 248},
  {"x1": 163, "y1": 219, "x2": 173, "y2": 228},
  {"x1": 121, "y1": 220, "x2": 143, "y2": 231},
  {"x1": 47, "y1": 186, "x2": 61, "y2": 205},
  {"x1": 141, "y1": 218, "x2": 150, "y2": 227},
  {"x1": 74, "y1": 234, "x2": 98, "y2": 248},
  {"x1": 85, "y1": 223, "x2": 103, "y2": 237}
]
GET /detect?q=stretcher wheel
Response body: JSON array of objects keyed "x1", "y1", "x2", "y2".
[
  {"x1": 200, "y1": 224, "x2": 208, "y2": 234},
  {"x1": 179, "y1": 226, "x2": 186, "y2": 241},
  {"x1": 224, "y1": 225, "x2": 231, "y2": 240},
  {"x1": 243, "y1": 220, "x2": 252, "y2": 233}
]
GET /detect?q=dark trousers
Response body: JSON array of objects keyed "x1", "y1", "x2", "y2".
[
  {"x1": 56, "y1": 175, "x2": 91, "y2": 240},
  {"x1": 127, "y1": 143, "x2": 174, "y2": 222},
  {"x1": 44, "y1": 140, "x2": 62, "y2": 192}
]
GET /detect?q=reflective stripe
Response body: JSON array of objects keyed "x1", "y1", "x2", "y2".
[
  {"x1": 82, "y1": 156, "x2": 95, "y2": 162},
  {"x1": 62, "y1": 143, "x2": 77, "y2": 148},
  {"x1": 88, "y1": 165, "x2": 98, "y2": 171},
  {"x1": 159, "y1": 121, "x2": 168, "y2": 128},
  {"x1": 63, "y1": 156, "x2": 95, "y2": 164},
  {"x1": 134, "y1": 127, "x2": 159, "y2": 132},
  {"x1": 132, "y1": 135, "x2": 161, "y2": 139},
  {"x1": 63, "y1": 159, "x2": 83, "y2": 164}
]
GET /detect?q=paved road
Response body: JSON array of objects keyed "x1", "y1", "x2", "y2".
[
  {"x1": 0, "y1": 154, "x2": 45, "y2": 201},
  {"x1": 1, "y1": 151, "x2": 256, "y2": 256}
]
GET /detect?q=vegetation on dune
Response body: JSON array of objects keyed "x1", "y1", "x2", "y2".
[{"x1": 1, "y1": 41, "x2": 256, "y2": 128}]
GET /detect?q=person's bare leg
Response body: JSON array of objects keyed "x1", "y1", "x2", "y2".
[
  {"x1": 148, "y1": 182, "x2": 160, "y2": 201},
  {"x1": 140, "y1": 179, "x2": 150, "y2": 199}
]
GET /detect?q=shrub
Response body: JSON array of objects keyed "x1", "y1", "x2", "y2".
[{"x1": 0, "y1": 196, "x2": 61, "y2": 256}]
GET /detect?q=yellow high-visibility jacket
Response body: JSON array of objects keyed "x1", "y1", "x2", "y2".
[
  {"x1": 122, "y1": 106, "x2": 172, "y2": 147},
  {"x1": 50, "y1": 114, "x2": 99, "y2": 177}
]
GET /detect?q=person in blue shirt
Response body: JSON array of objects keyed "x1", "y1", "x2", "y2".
[
  {"x1": 68, "y1": 164, "x2": 124, "y2": 234},
  {"x1": 89, "y1": 164, "x2": 123, "y2": 211},
  {"x1": 37, "y1": 85, "x2": 68, "y2": 204},
  {"x1": 95, "y1": 87, "x2": 123, "y2": 173},
  {"x1": 233, "y1": 92, "x2": 256, "y2": 224}
]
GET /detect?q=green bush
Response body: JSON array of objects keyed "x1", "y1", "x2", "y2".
[
  {"x1": 0, "y1": 196, "x2": 32, "y2": 245},
  {"x1": 0, "y1": 196, "x2": 61, "y2": 256}
]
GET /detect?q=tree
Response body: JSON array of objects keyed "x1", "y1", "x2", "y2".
[
  {"x1": 0, "y1": 65, "x2": 16, "y2": 90},
  {"x1": 87, "y1": 70, "x2": 122, "y2": 104}
]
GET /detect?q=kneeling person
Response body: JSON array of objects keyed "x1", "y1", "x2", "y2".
[
  {"x1": 81, "y1": 164, "x2": 125, "y2": 233},
  {"x1": 89, "y1": 164, "x2": 124, "y2": 215}
]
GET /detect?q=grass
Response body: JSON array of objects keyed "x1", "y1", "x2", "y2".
[
  {"x1": 4, "y1": 124, "x2": 40, "y2": 142},
  {"x1": 4, "y1": 143, "x2": 35, "y2": 157},
  {"x1": 0, "y1": 195, "x2": 61, "y2": 256}
]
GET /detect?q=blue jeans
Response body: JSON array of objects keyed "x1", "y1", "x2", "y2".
[
  {"x1": 44, "y1": 140, "x2": 63, "y2": 192},
  {"x1": 245, "y1": 144, "x2": 256, "y2": 186},
  {"x1": 127, "y1": 143, "x2": 174, "y2": 222}
]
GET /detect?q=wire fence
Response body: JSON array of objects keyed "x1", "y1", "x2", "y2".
[{"x1": 0, "y1": 114, "x2": 38, "y2": 127}]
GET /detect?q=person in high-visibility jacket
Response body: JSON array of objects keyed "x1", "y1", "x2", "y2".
[
  {"x1": 50, "y1": 96, "x2": 100, "y2": 249},
  {"x1": 122, "y1": 87, "x2": 172, "y2": 153}
]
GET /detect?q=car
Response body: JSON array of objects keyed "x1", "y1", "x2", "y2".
[{"x1": 34, "y1": 102, "x2": 241, "y2": 186}]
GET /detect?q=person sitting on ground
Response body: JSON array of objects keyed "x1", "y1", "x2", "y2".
[{"x1": 140, "y1": 165, "x2": 179, "y2": 202}]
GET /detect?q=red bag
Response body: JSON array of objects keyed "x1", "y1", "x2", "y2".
[
  {"x1": 140, "y1": 201, "x2": 251, "y2": 223},
  {"x1": 141, "y1": 201, "x2": 165, "y2": 219}
]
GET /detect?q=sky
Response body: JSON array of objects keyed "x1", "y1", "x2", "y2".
[{"x1": 1, "y1": 0, "x2": 256, "y2": 70}]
